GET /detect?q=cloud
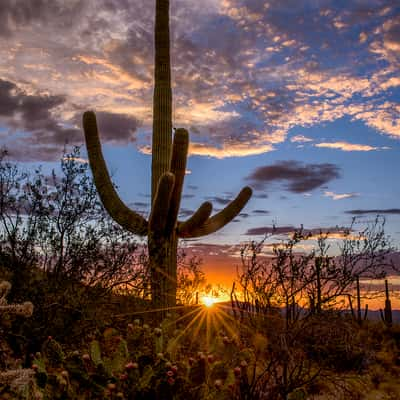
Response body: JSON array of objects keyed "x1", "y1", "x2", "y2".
[
  {"x1": 181, "y1": 194, "x2": 195, "y2": 199},
  {"x1": 206, "y1": 196, "x2": 232, "y2": 206},
  {"x1": 0, "y1": 0, "x2": 399, "y2": 161},
  {"x1": 352, "y1": 102, "x2": 400, "y2": 139},
  {"x1": 345, "y1": 209, "x2": 400, "y2": 215},
  {"x1": 245, "y1": 224, "x2": 352, "y2": 239},
  {"x1": 315, "y1": 141, "x2": 387, "y2": 152},
  {"x1": 0, "y1": 0, "x2": 83, "y2": 37},
  {"x1": 132, "y1": 201, "x2": 148, "y2": 208},
  {"x1": 290, "y1": 135, "x2": 313, "y2": 143},
  {"x1": 369, "y1": 15, "x2": 400, "y2": 67},
  {"x1": 62, "y1": 156, "x2": 88, "y2": 164},
  {"x1": 0, "y1": 79, "x2": 82, "y2": 160},
  {"x1": 253, "y1": 193, "x2": 268, "y2": 199},
  {"x1": 247, "y1": 160, "x2": 340, "y2": 193},
  {"x1": 89, "y1": 111, "x2": 140, "y2": 143},
  {"x1": 188, "y1": 141, "x2": 275, "y2": 159},
  {"x1": 179, "y1": 208, "x2": 195, "y2": 218},
  {"x1": 252, "y1": 209, "x2": 270, "y2": 215},
  {"x1": 0, "y1": 78, "x2": 141, "y2": 160},
  {"x1": 324, "y1": 191, "x2": 359, "y2": 200},
  {"x1": 245, "y1": 226, "x2": 296, "y2": 236}
]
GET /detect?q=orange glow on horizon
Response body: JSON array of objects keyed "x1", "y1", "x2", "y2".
[{"x1": 201, "y1": 295, "x2": 218, "y2": 307}]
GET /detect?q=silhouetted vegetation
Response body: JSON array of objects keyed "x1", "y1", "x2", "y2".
[
  {"x1": 0, "y1": 150, "x2": 399, "y2": 399},
  {"x1": 1, "y1": 1, "x2": 399, "y2": 396}
]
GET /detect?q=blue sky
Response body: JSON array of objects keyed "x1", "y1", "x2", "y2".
[{"x1": 0, "y1": 0, "x2": 399, "y2": 282}]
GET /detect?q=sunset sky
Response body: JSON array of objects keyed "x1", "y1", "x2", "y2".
[{"x1": 0, "y1": 0, "x2": 399, "y2": 289}]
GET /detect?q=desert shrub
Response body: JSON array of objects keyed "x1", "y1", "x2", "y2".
[{"x1": 299, "y1": 312, "x2": 371, "y2": 372}]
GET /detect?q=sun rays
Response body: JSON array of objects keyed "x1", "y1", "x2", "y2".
[{"x1": 201, "y1": 295, "x2": 218, "y2": 307}]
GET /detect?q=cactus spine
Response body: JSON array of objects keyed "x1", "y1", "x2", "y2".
[
  {"x1": 380, "y1": 279, "x2": 393, "y2": 327},
  {"x1": 82, "y1": 0, "x2": 252, "y2": 313}
]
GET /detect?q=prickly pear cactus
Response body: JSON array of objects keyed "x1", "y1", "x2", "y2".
[{"x1": 0, "y1": 281, "x2": 37, "y2": 399}]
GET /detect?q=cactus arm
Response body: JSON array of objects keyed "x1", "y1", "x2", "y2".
[
  {"x1": 180, "y1": 186, "x2": 252, "y2": 238},
  {"x1": 82, "y1": 111, "x2": 148, "y2": 236},
  {"x1": 165, "y1": 128, "x2": 189, "y2": 234},
  {"x1": 149, "y1": 172, "x2": 175, "y2": 235},
  {"x1": 177, "y1": 202, "x2": 213, "y2": 238}
]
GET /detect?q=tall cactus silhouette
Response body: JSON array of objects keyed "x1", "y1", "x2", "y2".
[
  {"x1": 380, "y1": 279, "x2": 393, "y2": 328},
  {"x1": 82, "y1": 0, "x2": 252, "y2": 312}
]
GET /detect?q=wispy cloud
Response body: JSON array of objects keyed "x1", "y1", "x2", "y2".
[
  {"x1": 345, "y1": 209, "x2": 400, "y2": 215},
  {"x1": 315, "y1": 141, "x2": 388, "y2": 152},
  {"x1": 251, "y1": 209, "x2": 270, "y2": 215},
  {"x1": 324, "y1": 191, "x2": 359, "y2": 200},
  {"x1": 62, "y1": 156, "x2": 88, "y2": 164},
  {"x1": 290, "y1": 135, "x2": 313, "y2": 143},
  {"x1": 245, "y1": 225, "x2": 352, "y2": 239}
]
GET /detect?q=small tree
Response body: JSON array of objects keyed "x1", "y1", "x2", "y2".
[
  {"x1": 234, "y1": 218, "x2": 393, "y2": 321},
  {"x1": 176, "y1": 248, "x2": 205, "y2": 305},
  {"x1": 233, "y1": 229, "x2": 313, "y2": 329}
]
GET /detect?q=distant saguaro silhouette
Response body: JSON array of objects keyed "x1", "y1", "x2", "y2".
[{"x1": 82, "y1": 0, "x2": 252, "y2": 314}]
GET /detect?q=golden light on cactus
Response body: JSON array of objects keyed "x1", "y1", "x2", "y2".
[{"x1": 82, "y1": 0, "x2": 252, "y2": 316}]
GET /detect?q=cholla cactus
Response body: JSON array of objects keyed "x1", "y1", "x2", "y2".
[
  {"x1": 82, "y1": 0, "x2": 252, "y2": 313},
  {"x1": 0, "y1": 281, "x2": 33, "y2": 317},
  {"x1": 0, "y1": 368, "x2": 36, "y2": 395},
  {"x1": 0, "y1": 281, "x2": 36, "y2": 398}
]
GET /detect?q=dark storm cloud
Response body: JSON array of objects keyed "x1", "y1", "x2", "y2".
[
  {"x1": 345, "y1": 209, "x2": 400, "y2": 215},
  {"x1": 0, "y1": 79, "x2": 65, "y2": 123},
  {"x1": 247, "y1": 161, "x2": 340, "y2": 193},
  {"x1": 0, "y1": 78, "x2": 141, "y2": 160},
  {"x1": 93, "y1": 111, "x2": 140, "y2": 143},
  {"x1": 0, "y1": 79, "x2": 83, "y2": 160}
]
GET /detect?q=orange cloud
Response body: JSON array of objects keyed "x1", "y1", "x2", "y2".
[
  {"x1": 76, "y1": 55, "x2": 149, "y2": 90},
  {"x1": 353, "y1": 104, "x2": 400, "y2": 139},
  {"x1": 188, "y1": 141, "x2": 275, "y2": 158},
  {"x1": 315, "y1": 141, "x2": 384, "y2": 151},
  {"x1": 290, "y1": 135, "x2": 313, "y2": 143}
]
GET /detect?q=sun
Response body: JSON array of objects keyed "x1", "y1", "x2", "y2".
[{"x1": 201, "y1": 295, "x2": 218, "y2": 308}]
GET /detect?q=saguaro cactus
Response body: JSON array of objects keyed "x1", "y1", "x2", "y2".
[
  {"x1": 380, "y1": 279, "x2": 393, "y2": 328},
  {"x1": 348, "y1": 276, "x2": 368, "y2": 326},
  {"x1": 82, "y1": 0, "x2": 252, "y2": 313}
]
